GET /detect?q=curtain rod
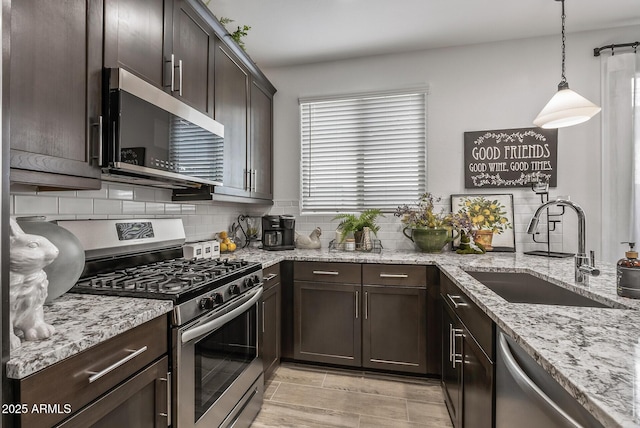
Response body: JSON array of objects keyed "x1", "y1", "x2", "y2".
[{"x1": 593, "y1": 41, "x2": 639, "y2": 57}]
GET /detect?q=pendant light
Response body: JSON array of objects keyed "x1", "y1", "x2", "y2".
[{"x1": 533, "y1": 0, "x2": 601, "y2": 129}]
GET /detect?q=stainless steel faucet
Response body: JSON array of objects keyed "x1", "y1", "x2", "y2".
[{"x1": 527, "y1": 198, "x2": 600, "y2": 283}]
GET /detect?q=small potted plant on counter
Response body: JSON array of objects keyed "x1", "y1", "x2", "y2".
[
  {"x1": 333, "y1": 209, "x2": 384, "y2": 251},
  {"x1": 396, "y1": 193, "x2": 468, "y2": 253}
]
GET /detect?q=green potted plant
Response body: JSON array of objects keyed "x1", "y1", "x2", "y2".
[
  {"x1": 395, "y1": 193, "x2": 462, "y2": 253},
  {"x1": 332, "y1": 209, "x2": 384, "y2": 248}
]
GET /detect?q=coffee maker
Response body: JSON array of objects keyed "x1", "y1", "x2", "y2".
[{"x1": 262, "y1": 215, "x2": 296, "y2": 250}]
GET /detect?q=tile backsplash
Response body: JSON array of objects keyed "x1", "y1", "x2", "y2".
[
  {"x1": 10, "y1": 183, "x2": 562, "y2": 253},
  {"x1": 10, "y1": 183, "x2": 270, "y2": 243}
]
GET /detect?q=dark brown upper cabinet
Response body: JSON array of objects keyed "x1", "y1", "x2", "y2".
[
  {"x1": 214, "y1": 41, "x2": 250, "y2": 197},
  {"x1": 250, "y1": 80, "x2": 274, "y2": 200},
  {"x1": 213, "y1": 43, "x2": 276, "y2": 202},
  {"x1": 9, "y1": 0, "x2": 103, "y2": 190},
  {"x1": 170, "y1": 0, "x2": 215, "y2": 116},
  {"x1": 104, "y1": 0, "x2": 214, "y2": 117},
  {"x1": 103, "y1": 0, "x2": 170, "y2": 90}
]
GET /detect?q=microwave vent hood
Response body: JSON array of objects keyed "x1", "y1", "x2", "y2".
[{"x1": 101, "y1": 68, "x2": 225, "y2": 189}]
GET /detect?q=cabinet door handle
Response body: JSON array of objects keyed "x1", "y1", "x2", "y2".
[
  {"x1": 160, "y1": 372, "x2": 171, "y2": 425},
  {"x1": 355, "y1": 291, "x2": 359, "y2": 319},
  {"x1": 313, "y1": 270, "x2": 339, "y2": 276},
  {"x1": 448, "y1": 324, "x2": 453, "y2": 363},
  {"x1": 91, "y1": 116, "x2": 103, "y2": 166},
  {"x1": 265, "y1": 273, "x2": 278, "y2": 281},
  {"x1": 262, "y1": 301, "x2": 266, "y2": 333},
  {"x1": 365, "y1": 291, "x2": 369, "y2": 319},
  {"x1": 178, "y1": 59, "x2": 183, "y2": 96},
  {"x1": 452, "y1": 328, "x2": 464, "y2": 368},
  {"x1": 379, "y1": 273, "x2": 408, "y2": 278},
  {"x1": 245, "y1": 169, "x2": 251, "y2": 191},
  {"x1": 252, "y1": 169, "x2": 257, "y2": 192},
  {"x1": 87, "y1": 346, "x2": 147, "y2": 383},
  {"x1": 167, "y1": 54, "x2": 175, "y2": 92},
  {"x1": 447, "y1": 293, "x2": 469, "y2": 309}
]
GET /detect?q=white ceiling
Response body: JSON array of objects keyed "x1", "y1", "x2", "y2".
[{"x1": 207, "y1": 0, "x2": 640, "y2": 68}]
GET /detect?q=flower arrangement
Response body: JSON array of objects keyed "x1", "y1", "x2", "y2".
[
  {"x1": 456, "y1": 196, "x2": 512, "y2": 234},
  {"x1": 394, "y1": 193, "x2": 453, "y2": 229},
  {"x1": 396, "y1": 193, "x2": 489, "y2": 254}
]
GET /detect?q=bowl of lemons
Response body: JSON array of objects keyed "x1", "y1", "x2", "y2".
[{"x1": 218, "y1": 231, "x2": 237, "y2": 253}]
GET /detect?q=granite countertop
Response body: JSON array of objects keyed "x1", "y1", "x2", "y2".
[
  {"x1": 233, "y1": 248, "x2": 640, "y2": 428},
  {"x1": 6, "y1": 294, "x2": 173, "y2": 380},
  {"x1": 7, "y1": 247, "x2": 638, "y2": 426}
]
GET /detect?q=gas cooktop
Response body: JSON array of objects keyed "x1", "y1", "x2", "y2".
[{"x1": 71, "y1": 257, "x2": 261, "y2": 303}]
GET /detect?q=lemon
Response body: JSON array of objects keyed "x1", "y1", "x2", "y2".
[
  {"x1": 220, "y1": 242, "x2": 228, "y2": 252},
  {"x1": 228, "y1": 242, "x2": 237, "y2": 252},
  {"x1": 219, "y1": 231, "x2": 228, "y2": 239}
]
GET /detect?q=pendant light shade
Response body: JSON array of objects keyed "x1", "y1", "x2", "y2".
[
  {"x1": 533, "y1": 0, "x2": 601, "y2": 129},
  {"x1": 533, "y1": 84, "x2": 601, "y2": 129}
]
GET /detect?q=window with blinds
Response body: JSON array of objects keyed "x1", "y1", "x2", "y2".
[{"x1": 300, "y1": 91, "x2": 427, "y2": 213}]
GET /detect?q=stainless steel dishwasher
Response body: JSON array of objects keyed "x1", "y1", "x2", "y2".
[{"x1": 496, "y1": 329, "x2": 604, "y2": 428}]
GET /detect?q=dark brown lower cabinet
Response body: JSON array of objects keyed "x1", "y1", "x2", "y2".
[
  {"x1": 13, "y1": 316, "x2": 169, "y2": 427},
  {"x1": 293, "y1": 281, "x2": 361, "y2": 367},
  {"x1": 442, "y1": 302, "x2": 463, "y2": 428},
  {"x1": 291, "y1": 262, "x2": 431, "y2": 375},
  {"x1": 362, "y1": 285, "x2": 427, "y2": 373},
  {"x1": 462, "y1": 331, "x2": 493, "y2": 428},
  {"x1": 441, "y1": 273, "x2": 494, "y2": 428},
  {"x1": 57, "y1": 356, "x2": 169, "y2": 428},
  {"x1": 260, "y1": 264, "x2": 281, "y2": 380}
]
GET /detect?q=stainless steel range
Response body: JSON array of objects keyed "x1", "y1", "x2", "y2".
[{"x1": 60, "y1": 218, "x2": 264, "y2": 428}]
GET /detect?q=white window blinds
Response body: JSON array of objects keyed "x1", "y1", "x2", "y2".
[{"x1": 300, "y1": 91, "x2": 427, "y2": 213}]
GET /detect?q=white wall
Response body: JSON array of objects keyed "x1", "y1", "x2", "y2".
[{"x1": 263, "y1": 25, "x2": 640, "y2": 254}]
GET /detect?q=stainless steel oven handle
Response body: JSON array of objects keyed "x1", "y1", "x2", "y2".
[{"x1": 181, "y1": 287, "x2": 263, "y2": 344}]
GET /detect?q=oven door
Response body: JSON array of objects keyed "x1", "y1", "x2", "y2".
[{"x1": 175, "y1": 287, "x2": 264, "y2": 428}]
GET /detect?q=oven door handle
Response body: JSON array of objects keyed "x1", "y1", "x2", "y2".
[{"x1": 181, "y1": 287, "x2": 263, "y2": 344}]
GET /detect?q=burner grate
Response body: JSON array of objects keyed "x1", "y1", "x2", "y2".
[{"x1": 74, "y1": 258, "x2": 257, "y2": 298}]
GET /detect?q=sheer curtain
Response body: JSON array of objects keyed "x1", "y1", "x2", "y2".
[{"x1": 601, "y1": 51, "x2": 640, "y2": 263}]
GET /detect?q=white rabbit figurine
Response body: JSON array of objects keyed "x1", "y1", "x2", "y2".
[{"x1": 9, "y1": 218, "x2": 59, "y2": 350}]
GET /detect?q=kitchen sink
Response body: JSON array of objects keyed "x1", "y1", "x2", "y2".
[{"x1": 466, "y1": 271, "x2": 614, "y2": 308}]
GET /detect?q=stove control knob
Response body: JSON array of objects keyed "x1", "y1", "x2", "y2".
[
  {"x1": 252, "y1": 275, "x2": 261, "y2": 285},
  {"x1": 199, "y1": 293, "x2": 223, "y2": 309},
  {"x1": 199, "y1": 297, "x2": 214, "y2": 310},
  {"x1": 229, "y1": 284, "x2": 240, "y2": 295},
  {"x1": 243, "y1": 278, "x2": 253, "y2": 288}
]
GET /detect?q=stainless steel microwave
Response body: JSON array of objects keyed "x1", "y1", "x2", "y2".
[{"x1": 101, "y1": 68, "x2": 224, "y2": 189}]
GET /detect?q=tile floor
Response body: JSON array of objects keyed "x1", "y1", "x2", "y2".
[{"x1": 251, "y1": 364, "x2": 453, "y2": 428}]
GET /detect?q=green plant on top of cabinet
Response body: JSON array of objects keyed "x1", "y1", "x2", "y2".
[{"x1": 9, "y1": 0, "x2": 103, "y2": 190}]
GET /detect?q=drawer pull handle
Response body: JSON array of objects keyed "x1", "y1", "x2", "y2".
[
  {"x1": 379, "y1": 273, "x2": 409, "y2": 278},
  {"x1": 447, "y1": 293, "x2": 468, "y2": 309},
  {"x1": 312, "y1": 270, "x2": 339, "y2": 276},
  {"x1": 87, "y1": 346, "x2": 148, "y2": 383},
  {"x1": 265, "y1": 273, "x2": 278, "y2": 281}
]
